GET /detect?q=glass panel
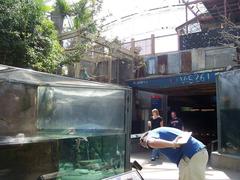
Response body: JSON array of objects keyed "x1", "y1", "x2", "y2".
[
  {"x1": 0, "y1": 82, "x2": 37, "y2": 137},
  {"x1": 218, "y1": 70, "x2": 240, "y2": 155},
  {"x1": 37, "y1": 87, "x2": 125, "y2": 132},
  {"x1": 59, "y1": 134, "x2": 125, "y2": 180},
  {"x1": 0, "y1": 66, "x2": 130, "y2": 179},
  {"x1": 0, "y1": 133, "x2": 126, "y2": 179}
]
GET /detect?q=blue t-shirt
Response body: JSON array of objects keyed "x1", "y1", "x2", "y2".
[{"x1": 148, "y1": 127, "x2": 205, "y2": 165}]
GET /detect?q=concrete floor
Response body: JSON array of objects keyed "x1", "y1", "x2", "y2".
[{"x1": 131, "y1": 152, "x2": 240, "y2": 180}]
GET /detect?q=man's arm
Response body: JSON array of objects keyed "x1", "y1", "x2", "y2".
[
  {"x1": 148, "y1": 137, "x2": 180, "y2": 149},
  {"x1": 147, "y1": 121, "x2": 152, "y2": 130},
  {"x1": 160, "y1": 120, "x2": 163, "y2": 127}
]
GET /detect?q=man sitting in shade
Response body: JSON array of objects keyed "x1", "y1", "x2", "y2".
[{"x1": 140, "y1": 127, "x2": 208, "y2": 180}]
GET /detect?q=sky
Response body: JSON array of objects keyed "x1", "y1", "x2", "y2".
[
  {"x1": 100, "y1": 0, "x2": 187, "y2": 40},
  {"x1": 47, "y1": 0, "x2": 204, "y2": 53},
  {"x1": 99, "y1": 0, "x2": 196, "y2": 53}
]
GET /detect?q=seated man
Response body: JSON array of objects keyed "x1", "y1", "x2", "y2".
[{"x1": 140, "y1": 127, "x2": 208, "y2": 180}]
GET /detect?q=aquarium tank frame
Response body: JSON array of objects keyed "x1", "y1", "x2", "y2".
[
  {"x1": 0, "y1": 64, "x2": 132, "y2": 179},
  {"x1": 216, "y1": 69, "x2": 240, "y2": 155}
]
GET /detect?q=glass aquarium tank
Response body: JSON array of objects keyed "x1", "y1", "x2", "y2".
[
  {"x1": 0, "y1": 65, "x2": 132, "y2": 180},
  {"x1": 217, "y1": 69, "x2": 240, "y2": 155}
]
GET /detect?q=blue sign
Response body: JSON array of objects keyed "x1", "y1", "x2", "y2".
[
  {"x1": 151, "y1": 98, "x2": 162, "y2": 109},
  {"x1": 127, "y1": 71, "x2": 219, "y2": 90}
]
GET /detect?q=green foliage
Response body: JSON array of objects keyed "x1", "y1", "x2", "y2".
[
  {"x1": 26, "y1": 18, "x2": 64, "y2": 72},
  {"x1": 70, "y1": 0, "x2": 103, "y2": 63},
  {"x1": 55, "y1": 0, "x2": 71, "y2": 15},
  {"x1": 0, "y1": 0, "x2": 63, "y2": 72},
  {"x1": 72, "y1": 0, "x2": 102, "y2": 33},
  {"x1": 0, "y1": 0, "x2": 104, "y2": 72},
  {"x1": 52, "y1": 0, "x2": 103, "y2": 65}
]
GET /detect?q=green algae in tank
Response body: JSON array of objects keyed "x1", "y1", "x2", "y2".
[
  {"x1": 58, "y1": 134, "x2": 126, "y2": 180},
  {"x1": 0, "y1": 133, "x2": 126, "y2": 180}
]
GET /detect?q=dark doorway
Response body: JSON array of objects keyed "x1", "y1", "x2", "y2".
[{"x1": 167, "y1": 95, "x2": 217, "y2": 150}]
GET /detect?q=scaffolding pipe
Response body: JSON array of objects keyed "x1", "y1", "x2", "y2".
[
  {"x1": 185, "y1": 4, "x2": 188, "y2": 34},
  {"x1": 224, "y1": 0, "x2": 227, "y2": 17},
  {"x1": 185, "y1": 0, "x2": 215, "y2": 5},
  {"x1": 182, "y1": 0, "x2": 198, "y2": 17}
]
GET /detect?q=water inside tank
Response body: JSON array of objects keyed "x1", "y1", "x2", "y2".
[{"x1": 0, "y1": 133, "x2": 126, "y2": 180}]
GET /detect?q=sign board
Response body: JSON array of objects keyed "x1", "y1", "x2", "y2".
[{"x1": 128, "y1": 71, "x2": 219, "y2": 90}]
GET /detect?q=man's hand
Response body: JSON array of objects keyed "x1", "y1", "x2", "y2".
[
  {"x1": 174, "y1": 132, "x2": 192, "y2": 145},
  {"x1": 147, "y1": 121, "x2": 152, "y2": 130},
  {"x1": 140, "y1": 132, "x2": 151, "y2": 149},
  {"x1": 173, "y1": 136, "x2": 182, "y2": 143},
  {"x1": 172, "y1": 136, "x2": 182, "y2": 148}
]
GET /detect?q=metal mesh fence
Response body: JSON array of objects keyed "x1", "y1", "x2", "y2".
[
  {"x1": 135, "y1": 38, "x2": 152, "y2": 55},
  {"x1": 121, "y1": 34, "x2": 178, "y2": 56}
]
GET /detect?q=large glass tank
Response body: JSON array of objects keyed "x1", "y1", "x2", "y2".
[
  {"x1": 217, "y1": 69, "x2": 240, "y2": 155},
  {"x1": 0, "y1": 65, "x2": 132, "y2": 180}
]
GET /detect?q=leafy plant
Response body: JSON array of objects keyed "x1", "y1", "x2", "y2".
[
  {"x1": 51, "y1": 0, "x2": 104, "y2": 66},
  {"x1": 55, "y1": 0, "x2": 71, "y2": 15},
  {"x1": 0, "y1": 0, "x2": 104, "y2": 73},
  {"x1": 0, "y1": 0, "x2": 64, "y2": 73}
]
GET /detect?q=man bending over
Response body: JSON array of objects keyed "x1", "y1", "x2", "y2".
[{"x1": 140, "y1": 127, "x2": 208, "y2": 180}]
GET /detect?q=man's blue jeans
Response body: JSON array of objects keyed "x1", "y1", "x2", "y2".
[{"x1": 151, "y1": 148, "x2": 160, "y2": 159}]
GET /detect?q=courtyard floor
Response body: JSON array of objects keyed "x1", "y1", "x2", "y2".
[{"x1": 131, "y1": 152, "x2": 240, "y2": 180}]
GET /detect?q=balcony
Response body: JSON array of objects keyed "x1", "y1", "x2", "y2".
[{"x1": 142, "y1": 46, "x2": 237, "y2": 78}]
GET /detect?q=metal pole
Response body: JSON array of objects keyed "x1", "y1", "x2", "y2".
[
  {"x1": 216, "y1": 74, "x2": 222, "y2": 152},
  {"x1": 131, "y1": 38, "x2": 135, "y2": 53},
  {"x1": 185, "y1": 4, "x2": 188, "y2": 34},
  {"x1": 151, "y1": 34, "x2": 155, "y2": 56},
  {"x1": 108, "y1": 57, "x2": 112, "y2": 83},
  {"x1": 224, "y1": 0, "x2": 227, "y2": 17},
  {"x1": 182, "y1": 0, "x2": 198, "y2": 17},
  {"x1": 117, "y1": 59, "x2": 120, "y2": 84}
]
